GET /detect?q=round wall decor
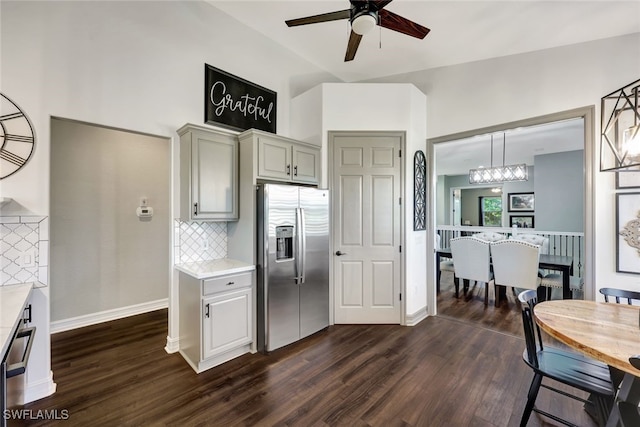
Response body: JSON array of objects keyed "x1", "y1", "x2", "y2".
[{"x1": 0, "y1": 93, "x2": 35, "y2": 179}]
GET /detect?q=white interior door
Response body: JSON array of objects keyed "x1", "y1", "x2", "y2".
[{"x1": 331, "y1": 132, "x2": 402, "y2": 324}]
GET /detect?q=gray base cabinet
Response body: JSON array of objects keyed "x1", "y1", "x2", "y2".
[
  {"x1": 178, "y1": 124, "x2": 238, "y2": 221},
  {"x1": 179, "y1": 271, "x2": 254, "y2": 373}
]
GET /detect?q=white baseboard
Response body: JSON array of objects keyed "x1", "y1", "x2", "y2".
[
  {"x1": 24, "y1": 371, "x2": 57, "y2": 404},
  {"x1": 165, "y1": 335, "x2": 180, "y2": 354},
  {"x1": 50, "y1": 299, "x2": 168, "y2": 334},
  {"x1": 405, "y1": 306, "x2": 429, "y2": 326}
]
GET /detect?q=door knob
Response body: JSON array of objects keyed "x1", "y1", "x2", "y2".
[{"x1": 335, "y1": 251, "x2": 347, "y2": 256}]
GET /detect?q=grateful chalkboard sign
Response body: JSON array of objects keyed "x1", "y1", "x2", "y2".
[{"x1": 204, "y1": 64, "x2": 277, "y2": 133}]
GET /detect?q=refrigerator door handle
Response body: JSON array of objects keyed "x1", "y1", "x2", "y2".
[
  {"x1": 299, "y1": 208, "x2": 306, "y2": 285},
  {"x1": 294, "y1": 208, "x2": 301, "y2": 284}
]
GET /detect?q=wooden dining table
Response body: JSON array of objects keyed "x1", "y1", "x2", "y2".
[{"x1": 535, "y1": 299, "x2": 640, "y2": 426}]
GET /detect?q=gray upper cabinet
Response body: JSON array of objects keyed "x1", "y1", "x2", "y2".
[
  {"x1": 243, "y1": 129, "x2": 320, "y2": 185},
  {"x1": 179, "y1": 124, "x2": 238, "y2": 221}
]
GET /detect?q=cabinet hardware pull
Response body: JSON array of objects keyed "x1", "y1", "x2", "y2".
[
  {"x1": 205, "y1": 303, "x2": 210, "y2": 318},
  {"x1": 287, "y1": 165, "x2": 291, "y2": 175},
  {"x1": 294, "y1": 166, "x2": 298, "y2": 176},
  {"x1": 226, "y1": 281, "x2": 234, "y2": 286},
  {"x1": 194, "y1": 202, "x2": 198, "y2": 215}
]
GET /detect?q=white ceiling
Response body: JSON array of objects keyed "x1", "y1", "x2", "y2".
[
  {"x1": 208, "y1": 1, "x2": 637, "y2": 173},
  {"x1": 211, "y1": 0, "x2": 640, "y2": 83},
  {"x1": 434, "y1": 117, "x2": 584, "y2": 176}
]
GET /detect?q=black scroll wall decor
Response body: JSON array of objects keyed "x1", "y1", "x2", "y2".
[{"x1": 414, "y1": 150, "x2": 426, "y2": 231}]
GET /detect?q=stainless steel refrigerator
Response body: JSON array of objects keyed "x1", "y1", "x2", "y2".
[{"x1": 256, "y1": 183, "x2": 329, "y2": 353}]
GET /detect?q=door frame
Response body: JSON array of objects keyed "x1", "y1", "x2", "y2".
[
  {"x1": 427, "y1": 106, "x2": 595, "y2": 315},
  {"x1": 328, "y1": 130, "x2": 406, "y2": 325}
]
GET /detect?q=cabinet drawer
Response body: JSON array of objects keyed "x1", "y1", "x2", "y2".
[{"x1": 203, "y1": 272, "x2": 252, "y2": 295}]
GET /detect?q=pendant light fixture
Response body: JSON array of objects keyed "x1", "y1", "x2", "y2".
[
  {"x1": 469, "y1": 133, "x2": 528, "y2": 184},
  {"x1": 600, "y1": 78, "x2": 640, "y2": 172}
]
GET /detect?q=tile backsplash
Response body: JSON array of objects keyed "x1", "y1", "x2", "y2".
[
  {"x1": 174, "y1": 220, "x2": 227, "y2": 264},
  {"x1": 2, "y1": 217, "x2": 227, "y2": 285},
  {"x1": 0, "y1": 216, "x2": 49, "y2": 287}
]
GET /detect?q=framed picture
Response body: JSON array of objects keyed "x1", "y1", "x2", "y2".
[
  {"x1": 510, "y1": 215, "x2": 535, "y2": 228},
  {"x1": 508, "y1": 192, "x2": 534, "y2": 212},
  {"x1": 616, "y1": 172, "x2": 640, "y2": 189},
  {"x1": 616, "y1": 192, "x2": 640, "y2": 274}
]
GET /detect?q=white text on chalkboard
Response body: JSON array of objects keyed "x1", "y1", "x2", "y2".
[{"x1": 210, "y1": 81, "x2": 274, "y2": 123}]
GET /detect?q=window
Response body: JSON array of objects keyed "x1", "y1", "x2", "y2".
[{"x1": 480, "y1": 196, "x2": 502, "y2": 226}]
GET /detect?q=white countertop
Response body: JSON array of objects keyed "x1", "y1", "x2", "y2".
[
  {"x1": 175, "y1": 258, "x2": 255, "y2": 279},
  {"x1": 1, "y1": 282, "x2": 33, "y2": 359}
]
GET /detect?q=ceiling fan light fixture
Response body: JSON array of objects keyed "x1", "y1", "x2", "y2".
[{"x1": 351, "y1": 12, "x2": 377, "y2": 35}]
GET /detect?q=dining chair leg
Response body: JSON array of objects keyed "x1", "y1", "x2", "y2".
[
  {"x1": 484, "y1": 282, "x2": 489, "y2": 306},
  {"x1": 454, "y1": 276, "x2": 459, "y2": 298},
  {"x1": 437, "y1": 270, "x2": 442, "y2": 294},
  {"x1": 595, "y1": 395, "x2": 613, "y2": 427},
  {"x1": 618, "y1": 400, "x2": 640, "y2": 427},
  {"x1": 520, "y1": 373, "x2": 543, "y2": 427}
]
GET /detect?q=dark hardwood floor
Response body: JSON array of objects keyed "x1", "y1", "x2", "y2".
[
  {"x1": 14, "y1": 300, "x2": 597, "y2": 426},
  {"x1": 436, "y1": 272, "x2": 525, "y2": 337}
]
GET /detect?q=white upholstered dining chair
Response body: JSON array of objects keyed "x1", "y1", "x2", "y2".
[
  {"x1": 510, "y1": 233, "x2": 549, "y2": 254},
  {"x1": 490, "y1": 240, "x2": 542, "y2": 306},
  {"x1": 449, "y1": 237, "x2": 493, "y2": 304},
  {"x1": 472, "y1": 231, "x2": 506, "y2": 243}
]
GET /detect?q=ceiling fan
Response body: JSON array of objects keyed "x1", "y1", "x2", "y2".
[{"x1": 285, "y1": 0, "x2": 430, "y2": 62}]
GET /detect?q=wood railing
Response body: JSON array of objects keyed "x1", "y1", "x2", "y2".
[{"x1": 436, "y1": 226, "x2": 585, "y2": 277}]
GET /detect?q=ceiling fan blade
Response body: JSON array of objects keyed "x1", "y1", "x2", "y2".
[
  {"x1": 371, "y1": 0, "x2": 394, "y2": 10},
  {"x1": 378, "y1": 9, "x2": 430, "y2": 39},
  {"x1": 286, "y1": 9, "x2": 350, "y2": 27},
  {"x1": 344, "y1": 30, "x2": 363, "y2": 62}
]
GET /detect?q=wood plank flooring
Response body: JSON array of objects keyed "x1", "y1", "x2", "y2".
[
  {"x1": 436, "y1": 272, "x2": 525, "y2": 337},
  {"x1": 13, "y1": 305, "x2": 597, "y2": 426}
]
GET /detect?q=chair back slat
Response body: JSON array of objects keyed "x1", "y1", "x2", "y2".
[{"x1": 599, "y1": 287, "x2": 640, "y2": 305}]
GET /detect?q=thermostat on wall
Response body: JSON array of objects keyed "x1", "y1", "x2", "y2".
[{"x1": 136, "y1": 206, "x2": 154, "y2": 218}]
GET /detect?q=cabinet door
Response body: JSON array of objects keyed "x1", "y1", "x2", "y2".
[
  {"x1": 257, "y1": 137, "x2": 292, "y2": 181},
  {"x1": 292, "y1": 144, "x2": 320, "y2": 184},
  {"x1": 192, "y1": 133, "x2": 238, "y2": 220},
  {"x1": 202, "y1": 288, "x2": 252, "y2": 360}
]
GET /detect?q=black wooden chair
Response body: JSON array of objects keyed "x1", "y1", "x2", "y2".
[
  {"x1": 518, "y1": 290, "x2": 614, "y2": 426},
  {"x1": 617, "y1": 356, "x2": 640, "y2": 426},
  {"x1": 599, "y1": 287, "x2": 640, "y2": 305}
]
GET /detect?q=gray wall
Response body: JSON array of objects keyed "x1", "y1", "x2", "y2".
[
  {"x1": 50, "y1": 118, "x2": 170, "y2": 321},
  {"x1": 438, "y1": 151, "x2": 583, "y2": 232},
  {"x1": 534, "y1": 150, "x2": 583, "y2": 232}
]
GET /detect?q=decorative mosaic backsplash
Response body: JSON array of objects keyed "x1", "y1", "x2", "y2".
[
  {"x1": 0, "y1": 216, "x2": 48, "y2": 287},
  {"x1": 174, "y1": 220, "x2": 227, "y2": 264}
]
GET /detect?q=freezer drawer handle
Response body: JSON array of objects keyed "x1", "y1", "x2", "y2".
[
  {"x1": 226, "y1": 281, "x2": 234, "y2": 286},
  {"x1": 6, "y1": 327, "x2": 36, "y2": 378},
  {"x1": 335, "y1": 251, "x2": 347, "y2": 256}
]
